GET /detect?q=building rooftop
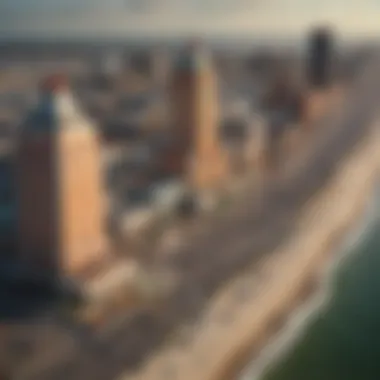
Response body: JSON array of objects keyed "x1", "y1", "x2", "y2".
[
  {"x1": 174, "y1": 42, "x2": 212, "y2": 72},
  {"x1": 22, "y1": 75, "x2": 95, "y2": 134}
]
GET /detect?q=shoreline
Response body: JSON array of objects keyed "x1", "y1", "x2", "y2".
[
  {"x1": 240, "y1": 174, "x2": 380, "y2": 380},
  {"x1": 119, "y1": 121, "x2": 380, "y2": 380}
]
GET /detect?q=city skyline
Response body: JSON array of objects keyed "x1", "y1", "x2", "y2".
[{"x1": 0, "y1": 0, "x2": 379, "y2": 40}]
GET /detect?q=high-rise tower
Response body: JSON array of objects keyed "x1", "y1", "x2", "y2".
[
  {"x1": 170, "y1": 42, "x2": 227, "y2": 192},
  {"x1": 16, "y1": 75, "x2": 107, "y2": 277},
  {"x1": 307, "y1": 27, "x2": 334, "y2": 88},
  {"x1": 303, "y1": 27, "x2": 336, "y2": 126}
]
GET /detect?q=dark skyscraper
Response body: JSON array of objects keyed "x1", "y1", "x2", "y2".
[{"x1": 307, "y1": 27, "x2": 334, "y2": 88}]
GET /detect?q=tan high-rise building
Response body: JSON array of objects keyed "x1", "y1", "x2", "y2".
[
  {"x1": 16, "y1": 75, "x2": 107, "y2": 277},
  {"x1": 170, "y1": 42, "x2": 227, "y2": 191}
]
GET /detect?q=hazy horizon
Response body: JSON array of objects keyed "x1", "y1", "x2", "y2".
[{"x1": 0, "y1": 0, "x2": 379, "y2": 41}]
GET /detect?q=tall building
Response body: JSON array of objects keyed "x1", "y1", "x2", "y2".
[
  {"x1": 307, "y1": 27, "x2": 334, "y2": 88},
  {"x1": 302, "y1": 27, "x2": 336, "y2": 126},
  {"x1": 16, "y1": 75, "x2": 107, "y2": 277},
  {"x1": 170, "y1": 42, "x2": 227, "y2": 192}
]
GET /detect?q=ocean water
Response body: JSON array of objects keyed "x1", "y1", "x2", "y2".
[{"x1": 241, "y1": 184, "x2": 380, "y2": 380}]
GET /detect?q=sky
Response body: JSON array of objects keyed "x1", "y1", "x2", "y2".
[{"x1": 0, "y1": 0, "x2": 379, "y2": 40}]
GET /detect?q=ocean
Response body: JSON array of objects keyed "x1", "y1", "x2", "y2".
[{"x1": 240, "y1": 183, "x2": 380, "y2": 380}]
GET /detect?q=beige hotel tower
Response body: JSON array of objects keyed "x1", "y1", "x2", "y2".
[
  {"x1": 170, "y1": 41, "x2": 227, "y2": 192},
  {"x1": 16, "y1": 75, "x2": 107, "y2": 277}
]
